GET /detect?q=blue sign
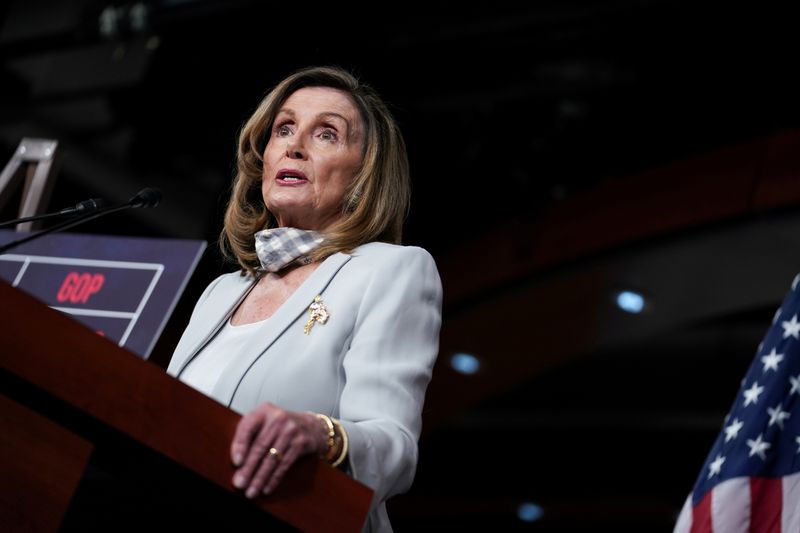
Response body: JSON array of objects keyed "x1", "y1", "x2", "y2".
[{"x1": 0, "y1": 229, "x2": 206, "y2": 359}]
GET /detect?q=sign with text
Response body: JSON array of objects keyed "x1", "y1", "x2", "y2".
[{"x1": 0, "y1": 230, "x2": 206, "y2": 359}]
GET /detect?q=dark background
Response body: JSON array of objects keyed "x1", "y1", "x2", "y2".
[{"x1": 2, "y1": 1, "x2": 799, "y2": 531}]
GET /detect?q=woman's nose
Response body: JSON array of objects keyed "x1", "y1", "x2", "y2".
[{"x1": 285, "y1": 137, "x2": 305, "y2": 159}]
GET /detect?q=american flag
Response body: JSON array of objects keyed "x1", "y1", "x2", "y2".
[{"x1": 674, "y1": 273, "x2": 800, "y2": 532}]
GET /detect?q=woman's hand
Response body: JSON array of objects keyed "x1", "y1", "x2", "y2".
[{"x1": 230, "y1": 402, "x2": 326, "y2": 498}]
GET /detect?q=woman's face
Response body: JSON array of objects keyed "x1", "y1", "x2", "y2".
[{"x1": 262, "y1": 86, "x2": 364, "y2": 231}]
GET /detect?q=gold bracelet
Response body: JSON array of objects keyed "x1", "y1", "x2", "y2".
[
  {"x1": 330, "y1": 417, "x2": 349, "y2": 468},
  {"x1": 311, "y1": 413, "x2": 337, "y2": 461}
]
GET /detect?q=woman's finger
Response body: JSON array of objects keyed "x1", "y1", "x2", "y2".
[
  {"x1": 250, "y1": 442, "x2": 290, "y2": 496},
  {"x1": 245, "y1": 409, "x2": 294, "y2": 496},
  {"x1": 260, "y1": 412, "x2": 323, "y2": 495},
  {"x1": 231, "y1": 403, "x2": 281, "y2": 490},
  {"x1": 234, "y1": 420, "x2": 276, "y2": 493},
  {"x1": 233, "y1": 406, "x2": 324, "y2": 497},
  {"x1": 231, "y1": 408, "x2": 265, "y2": 467},
  {"x1": 259, "y1": 431, "x2": 298, "y2": 495}
]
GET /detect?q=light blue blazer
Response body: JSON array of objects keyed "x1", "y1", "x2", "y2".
[{"x1": 167, "y1": 242, "x2": 443, "y2": 532}]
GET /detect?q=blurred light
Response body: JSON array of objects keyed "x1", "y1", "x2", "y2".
[
  {"x1": 450, "y1": 352, "x2": 480, "y2": 375},
  {"x1": 129, "y1": 3, "x2": 149, "y2": 32},
  {"x1": 517, "y1": 502, "x2": 544, "y2": 522},
  {"x1": 616, "y1": 290, "x2": 645, "y2": 313},
  {"x1": 146, "y1": 35, "x2": 160, "y2": 51},
  {"x1": 98, "y1": 6, "x2": 120, "y2": 38},
  {"x1": 112, "y1": 45, "x2": 126, "y2": 61}
]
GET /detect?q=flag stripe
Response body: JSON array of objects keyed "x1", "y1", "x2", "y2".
[
  {"x1": 677, "y1": 474, "x2": 800, "y2": 532},
  {"x1": 713, "y1": 477, "x2": 750, "y2": 533},
  {"x1": 750, "y1": 477, "x2": 782, "y2": 533},
  {"x1": 782, "y1": 471, "x2": 800, "y2": 533},
  {"x1": 691, "y1": 489, "x2": 713, "y2": 533}
]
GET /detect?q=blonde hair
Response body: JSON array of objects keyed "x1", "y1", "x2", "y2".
[{"x1": 220, "y1": 65, "x2": 411, "y2": 275}]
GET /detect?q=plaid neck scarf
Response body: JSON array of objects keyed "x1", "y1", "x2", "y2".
[{"x1": 254, "y1": 227, "x2": 325, "y2": 273}]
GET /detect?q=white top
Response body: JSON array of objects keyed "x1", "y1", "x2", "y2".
[{"x1": 179, "y1": 318, "x2": 266, "y2": 398}]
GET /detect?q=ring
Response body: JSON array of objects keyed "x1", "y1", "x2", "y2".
[{"x1": 268, "y1": 447, "x2": 283, "y2": 461}]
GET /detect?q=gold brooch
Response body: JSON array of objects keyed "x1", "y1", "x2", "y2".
[{"x1": 304, "y1": 295, "x2": 330, "y2": 334}]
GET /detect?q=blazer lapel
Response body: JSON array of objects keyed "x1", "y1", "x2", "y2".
[
  {"x1": 171, "y1": 274, "x2": 259, "y2": 377},
  {"x1": 213, "y1": 252, "x2": 352, "y2": 407}
]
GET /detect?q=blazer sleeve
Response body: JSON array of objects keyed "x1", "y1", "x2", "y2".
[{"x1": 337, "y1": 245, "x2": 443, "y2": 506}]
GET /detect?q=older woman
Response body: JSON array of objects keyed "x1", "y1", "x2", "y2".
[{"x1": 167, "y1": 65, "x2": 443, "y2": 532}]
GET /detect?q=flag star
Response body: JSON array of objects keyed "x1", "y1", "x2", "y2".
[
  {"x1": 782, "y1": 314, "x2": 800, "y2": 339},
  {"x1": 767, "y1": 404, "x2": 791, "y2": 430},
  {"x1": 772, "y1": 307, "x2": 782, "y2": 324},
  {"x1": 746, "y1": 434, "x2": 771, "y2": 460},
  {"x1": 724, "y1": 418, "x2": 744, "y2": 442},
  {"x1": 707, "y1": 454, "x2": 725, "y2": 478},
  {"x1": 743, "y1": 381, "x2": 764, "y2": 406},
  {"x1": 790, "y1": 374, "x2": 800, "y2": 396},
  {"x1": 796, "y1": 436, "x2": 800, "y2": 453},
  {"x1": 793, "y1": 273, "x2": 800, "y2": 290},
  {"x1": 760, "y1": 348, "x2": 784, "y2": 372}
]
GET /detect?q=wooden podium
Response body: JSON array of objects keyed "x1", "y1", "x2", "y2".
[{"x1": 0, "y1": 280, "x2": 373, "y2": 532}]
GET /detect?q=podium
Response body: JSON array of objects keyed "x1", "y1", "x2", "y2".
[{"x1": 0, "y1": 280, "x2": 373, "y2": 532}]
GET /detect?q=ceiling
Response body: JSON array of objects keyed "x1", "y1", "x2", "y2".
[{"x1": 2, "y1": 1, "x2": 799, "y2": 530}]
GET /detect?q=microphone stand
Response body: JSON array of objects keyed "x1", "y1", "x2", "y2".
[
  {"x1": 0, "y1": 199, "x2": 105, "y2": 229},
  {"x1": 0, "y1": 205, "x2": 130, "y2": 255},
  {"x1": 0, "y1": 188, "x2": 162, "y2": 255}
]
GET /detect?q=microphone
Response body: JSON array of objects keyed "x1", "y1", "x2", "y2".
[
  {"x1": 127, "y1": 187, "x2": 162, "y2": 209},
  {"x1": 60, "y1": 198, "x2": 106, "y2": 215},
  {"x1": 0, "y1": 187, "x2": 163, "y2": 255},
  {"x1": 0, "y1": 197, "x2": 106, "y2": 229}
]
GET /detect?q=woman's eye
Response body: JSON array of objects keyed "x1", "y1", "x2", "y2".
[
  {"x1": 319, "y1": 129, "x2": 338, "y2": 142},
  {"x1": 275, "y1": 124, "x2": 292, "y2": 137}
]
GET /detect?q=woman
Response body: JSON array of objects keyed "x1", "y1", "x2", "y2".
[{"x1": 167, "y1": 65, "x2": 443, "y2": 532}]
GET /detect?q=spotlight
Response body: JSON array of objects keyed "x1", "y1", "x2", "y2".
[
  {"x1": 517, "y1": 502, "x2": 544, "y2": 522},
  {"x1": 450, "y1": 352, "x2": 480, "y2": 375},
  {"x1": 616, "y1": 290, "x2": 645, "y2": 314}
]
